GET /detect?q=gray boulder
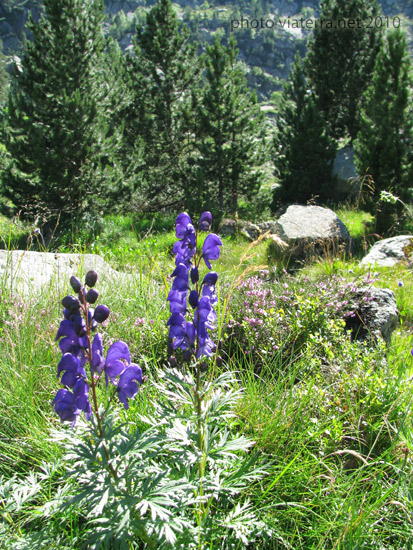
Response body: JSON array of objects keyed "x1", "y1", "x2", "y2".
[
  {"x1": 218, "y1": 219, "x2": 237, "y2": 238},
  {"x1": 269, "y1": 205, "x2": 350, "y2": 264},
  {"x1": 360, "y1": 235, "x2": 413, "y2": 268},
  {"x1": 239, "y1": 221, "x2": 261, "y2": 241},
  {"x1": 332, "y1": 145, "x2": 361, "y2": 202},
  {"x1": 0, "y1": 250, "x2": 128, "y2": 294},
  {"x1": 345, "y1": 287, "x2": 398, "y2": 347}
]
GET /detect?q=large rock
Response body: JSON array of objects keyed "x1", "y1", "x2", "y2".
[
  {"x1": 0, "y1": 250, "x2": 127, "y2": 294},
  {"x1": 332, "y1": 145, "x2": 361, "y2": 202},
  {"x1": 345, "y1": 287, "x2": 398, "y2": 347},
  {"x1": 269, "y1": 205, "x2": 350, "y2": 265},
  {"x1": 360, "y1": 235, "x2": 413, "y2": 268}
]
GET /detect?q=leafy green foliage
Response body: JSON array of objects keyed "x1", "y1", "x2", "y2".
[
  {"x1": 354, "y1": 29, "x2": 413, "y2": 236},
  {"x1": 306, "y1": 0, "x2": 383, "y2": 141},
  {"x1": 3, "y1": 371, "x2": 270, "y2": 549},
  {"x1": 1, "y1": 0, "x2": 124, "y2": 225},
  {"x1": 0, "y1": 38, "x2": 8, "y2": 106},
  {"x1": 190, "y1": 37, "x2": 266, "y2": 217},
  {"x1": 126, "y1": 0, "x2": 201, "y2": 211},
  {"x1": 272, "y1": 54, "x2": 336, "y2": 207}
]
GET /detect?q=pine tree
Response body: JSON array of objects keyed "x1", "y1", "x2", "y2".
[
  {"x1": 354, "y1": 29, "x2": 413, "y2": 235},
  {"x1": 306, "y1": 0, "x2": 382, "y2": 141},
  {"x1": 191, "y1": 37, "x2": 265, "y2": 216},
  {"x1": 2, "y1": 0, "x2": 121, "y2": 225},
  {"x1": 272, "y1": 54, "x2": 336, "y2": 208},
  {"x1": 0, "y1": 38, "x2": 8, "y2": 106},
  {"x1": 127, "y1": 0, "x2": 200, "y2": 210}
]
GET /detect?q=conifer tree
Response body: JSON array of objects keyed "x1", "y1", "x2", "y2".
[
  {"x1": 0, "y1": 38, "x2": 8, "y2": 106},
  {"x1": 191, "y1": 37, "x2": 265, "y2": 216},
  {"x1": 127, "y1": 0, "x2": 200, "y2": 210},
  {"x1": 272, "y1": 54, "x2": 336, "y2": 208},
  {"x1": 306, "y1": 0, "x2": 382, "y2": 141},
  {"x1": 2, "y1": 0, "x2": 121, "y2": 225},
  {"x1": 354, "y1": 29, "x2": 413, "y2": 235}
]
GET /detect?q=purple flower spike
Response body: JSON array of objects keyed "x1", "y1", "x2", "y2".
[
  {"x1": 117, "y1": 365, "x2": 143, "y2": 410},
  {"x1": 199, "y1": 211, "x2": 212, "y2": 231},
  {"x1": 202, "y1": 234, "x2": 223, "y2": 269}
]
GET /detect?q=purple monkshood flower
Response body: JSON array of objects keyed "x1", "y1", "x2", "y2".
[
  {"x1": 104, "y1": 341, "x2": 131, "y2": 386},
  {"x1": 199, "y1": 211, "x2": 212, "y2": 232},
  {"x1": 202, "y1": 234, "x2": 223, "y2": 269},
  {"x1": 117, "y1": 365, "x2": 143, "y2": 410},
  {"x1": 54, "y1": 273, "x2": 143, "y2": 424},
  {"x1": 168, "y1": 212, "x2": 221, "y2": 362}
]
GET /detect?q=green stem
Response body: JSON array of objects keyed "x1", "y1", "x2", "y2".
[{"x1": 81, "y1": 289, "x2": 118, "y2": 481}]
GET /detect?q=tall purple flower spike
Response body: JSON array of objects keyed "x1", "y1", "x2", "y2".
[
  {"x1": 53, "y1": 272, "x2": 143, "y2": 424},
  {"x1": 167, "y1": 212, "x2": 222, "y2": 363}
]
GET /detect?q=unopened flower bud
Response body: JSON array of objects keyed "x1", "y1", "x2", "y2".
[
  {"x1": 62, "y1": 295, "x2": 80, "y2": 310},
  {"x1": 216, "y1": 356, "x2": 223, "y2": 367},
  {"x1": 168, "y1": 356, "x2": 177, "y2": 367},
  {"x1": 70, "y1": 276, "x2": 82, "y2": 293},
  {"x1": 85, "y1": 270, "x2": 98, "y2": 288},
  {"x1": 200, "y1": 361, "x2": 208, "y2": 372},
  {"x1": 183, "y1": 349, "x2": 192, "y2": 363},
  {"x1": 190, "y1": 267, "x2": 199, "y2": 284},
  {"x1": 167, "y1": 341, "x2": 174, "y2": 355},
  {"x1": 94, "y1": 304, "x2": 110, "y2": 323},
  {"x1": 189, "y1": 290, "x2": 199, "y2": 309},
  {"x1": 86, "y1": 288, "x2": 99, "y2": 304}
]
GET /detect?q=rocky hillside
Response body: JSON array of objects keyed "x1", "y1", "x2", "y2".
[{"x1": 1, "y1": 0, "x2": 412, "y2": 101}]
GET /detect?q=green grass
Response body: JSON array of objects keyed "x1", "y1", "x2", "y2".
[{"x1": 1, "y1": 208, "x2": 413, "y2": 548}]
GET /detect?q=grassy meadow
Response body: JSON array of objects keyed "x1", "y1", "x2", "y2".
[{"x1": 0, "y1": 207, "x2": 412, "y2": 549}]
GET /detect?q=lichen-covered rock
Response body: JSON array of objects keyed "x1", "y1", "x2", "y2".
[
  {"x1": 345, "y1": 287, "x2": 398, "y2": 347},
  {"x1": 239, "y1": 221, "x2": 261, "y2": 241},
  {"x1": 360, "y1": 235, "x2": 413, "y2": 268},
  {"x1": 0, "y1": 250, "x2": 127, "y2": 294},
  {"x1": 218, "y1": 219, "x2": 237, "y2": 238},
  {"x1": 268, "y1": 205, "x2": 350, "y2": 265}
]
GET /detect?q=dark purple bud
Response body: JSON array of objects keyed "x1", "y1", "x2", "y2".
[
  {"x1": 168, "y1": 356, "x2": 177, "y2": 367},
  {"x1": 167, "y1": 341, "x2": 174, "y2": 355},
  {"x1": 86, "y1": 288, "x2": 99, "y2": 304},
  {"x1": 94, "y1": 305, "x2": 110, "y2": 323},
  {"x1": 183, "y1": 349, "x2": 192, "y2": 363},
  {"x1": 190, "y1": 267, "x2": 199, "y2": 284},
  {"x1": 62, "y1": 295, "x2": 80, "y2": 311},
  {"x1": 199, "y1": 211, "x2": 212, "y2": 232},
  {"x1": 216, "y1": 356, "x2": 223, "y2": 367},
  {"x1": 189, "y1": 290, "x2": 199, "y2": 309},
  {"x1": 70, "y1": 276, "x2": 82, "y2": 293},
  {"x1": 85, "y1": 270, "x2": 98, "y2": 288},
  {"x1": 73, "y1": 315, "x2": 86, "y2": 337},
  {"x1": 202, "y1": 272, "x2": 218, "y2": 286},
  {"x1": 200, "y1": 361, "x2": 208, "y2": 372}
]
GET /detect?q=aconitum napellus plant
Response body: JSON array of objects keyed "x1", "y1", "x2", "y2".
[
  {"x1": 167, "y1": 211, "x2": 223, "y2": 365},
  {"x1": 53, "y1": 270, "x2": 142, "y2": 425}
]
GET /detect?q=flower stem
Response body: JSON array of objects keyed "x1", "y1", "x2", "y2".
[{"x1": 81, "y1": 289, "x2": 118, "y2": 481}]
